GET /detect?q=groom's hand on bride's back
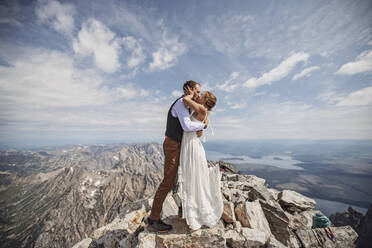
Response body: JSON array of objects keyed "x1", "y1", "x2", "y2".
[{"x1": 196, "y1": 130, "x2": 203, "y2": 137}]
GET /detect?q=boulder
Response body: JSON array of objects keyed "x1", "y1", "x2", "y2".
[
  {"x1": 235, "y1": 203, "x2": 250, "y2": 227},
  {"x1": 241, "y1": 227, "x2": 268, "y2": 247},
  {"x1": 244, "y1": 200, "x2": 272, "y2": 240},
  {"x1": 224, "y1": 229, "x2": 245, "y2": 248},
  {"x1": 267, "y1": 235, "x2": 287, "y2": 248},
  {"x1": 135, "y1": 231, "x2": 156, "y2": 248},
  {"x1": 218, "y1": 161, "x2": 239, "y2": 174},
  {"x1": 88, "y1": 229, "x2": 131, "y2": 248},
  {"x1": 242, "y1": 174, "x2": 266, "y2": 187},
  {"x1": 229, "y1": 188, "x2": 248, "y2": 205},
  {"x1": 279, "y1": 190, "x2": 316, "y2": 212},
  {"x1": 222, "y1": 201, "x2": 236, "y2": 223},
  {"x1": 260, "y1": 200, "x2": 290, "y2": 246},
  {"x1": 248, "y1": 184, "x2": 277, "y2": 203},
  {"x1": 286, "y1": 210, "x2": 313, "y2": 229},
  {"x1": 153, "y1": 216, "x2": 226, "y2": 248},
  {"x1": 93, "y1": 205, "x2": 146, "y2": 239},
  {"x1": 293, "y1": 225, "x2": 358, "y2": 247}
]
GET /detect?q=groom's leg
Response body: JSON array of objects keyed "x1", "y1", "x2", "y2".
[{"x1": 149, "y1": 137, "x2": 180, "y2": 220}]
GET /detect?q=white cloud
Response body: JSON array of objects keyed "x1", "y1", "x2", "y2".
[
  {"x1": 36, "y1": 0, "x2": 75, "y2": 35},
  {"x1": 149, "y1": 35, "x2": 187, "y2": 71},
  {"x1": 336, "y1": 50, "x2": 372, "y2": 75},
  {"x1": 217, "y1": 72, "x2": 239, "y2": 92},
  {"x1": 172, "y1": 90, "x2": 183, "y2": 97},
  {"x1": 292, "y1": 66, "x2": 319, "y2": 80},
  {"x1": 213, "y1": 101, "x2": 372, "y2": 139},
  {"x1": 244, "y1": 52, "x2": 310, "y2": 88},
  {"x1": 318, "y1": 87, "x2": 372, "y2": 107},
  {"x1": 73, "y1": 19, "x2": 121, "y2": 73},
  {"x1": 0, "y1": 47, "x2": 162, "y2": 133},
  {"x1": 368, "y1": 40, "x2": 372, "y2": 46},
  {"x1": 317, "y1": 91, "x2": 343, "y2": 105},
  {"x1": 116, "y1": 87, "x2": 137, "y2": 99},
  {"x1": 121, "y1": 36, "x2": 146, "y2": 68},
  {"x1": 336, "y1": 86, "x2": 372, "y2": 106},
  {"x1": 227, "y1": 101, "x2": 246, "y2": 110},
  {"x1": 254, "y1": 92, "x2": 266, "y2": 97}
]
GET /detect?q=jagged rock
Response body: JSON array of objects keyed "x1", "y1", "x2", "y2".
[
  {"x1": 242, "y1": 174, "x2": 266, "y2": 187},
  {"x1": 222, "y1": 201, "x2": 236, "y2": 223},
  {"x1": 279, "y1": 190, "x2": 316, "y2": 212},
  {"x1": 331, "y1": 204, "x2": 372, "y2": 248},
  {"x1": 154, "y1": 216, "x2": 226, "y2": 248},
  {"x1": 356, "y1": 204, "x2": 372, "y2": 248},
  {"x1": 233, "y1": 220, "x2": 242, "y2": 233},
  {"x1": 160, "y1": 192, "x2": 178, "y2": 219},
  {"x1": 286, "y1": 210, "x2": 313, "y2": 229},
  {"x1": 92, "y1": 205, "x2": 146, "y2": 239},
  {"x1": 218, "y1": 161, "x2": 239, "y2": 174},
  {"x1": 268, "y1": 188, "x2": 280, "y2": 201},
  {"x1": 244, "y1": 200, "x2": 272, "y2": 240},
  {"x1": 221, "y1": 187, "x2": 232, "y2": 201},
  {"x1": 267, "y1": 235, "x2": 287, "y2": 248},
  {"x1": 88, "y1": 229, "x2": 131, "y2": 248},
  {"x1": 229, "y1": 188, "x2": 247, "y2": 205},
  {"x1": 293, "y1": 226, "x2": 358, "y2": 248},
  {"x1": 136, "y1": 231, "x2": 156, "y2": 248},
  {"x1": 241, "y1": 227, "x2": 268, "y2": 247},
  {"x1": 226, "y1": 223, "x2": 234, "y2": 230},
  {"x1": 235, "y1": 203, "x2": 250, "y2": 227},
  {"x1": 260, "y1": 200, "x2": 290, "y2": 246},
  {"x1": 224, "y1": 229, "x2": 245, "y2": 247},
  {"x1": 225, "y1": 173, "x2": 240, "y2": 181},
  {"x1": 330, "y1": 206, "x2": 364, "y2": 231},
  {"x1": 248, "y1": 184, "x2": 277, "y2": 204},
  {"x1": 72, "y1": 238, "x2": 92, "y2": 248}
]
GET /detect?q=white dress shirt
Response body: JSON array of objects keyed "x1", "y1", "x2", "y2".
[{"x1": 171, "y1": 98, "x2": 205, "y2": 132}]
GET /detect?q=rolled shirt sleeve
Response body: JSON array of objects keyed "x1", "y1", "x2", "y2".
[{"x1": 171, "y1": 98, "x2": 205, "y2": 132}]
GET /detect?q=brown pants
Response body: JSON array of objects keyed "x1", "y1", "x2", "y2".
[{"x1": 149, "y1": 136, "x2": 181, "y2": 220}]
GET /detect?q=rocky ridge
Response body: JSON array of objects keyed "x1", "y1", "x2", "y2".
[
  {"x1": 73, "y1": 165, "x2": 358, "y2": 248},
  {"x1": 330, "y1": 205, "x2": 372, "y2": 248},
  {"x1": 0, "y1": 143, "x2": 164, "y2": 248}
]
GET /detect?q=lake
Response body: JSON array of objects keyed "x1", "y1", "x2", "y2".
[{"x1": 206, "y1": 150, "x2": 304, "y2": 170}]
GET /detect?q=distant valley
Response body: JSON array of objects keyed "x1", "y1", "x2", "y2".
[{"x1": 204, "y1": 140, "x2": 372, "y2": 216}]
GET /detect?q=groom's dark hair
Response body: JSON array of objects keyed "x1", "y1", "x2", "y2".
[{"x1": 183, "y1": 80, "x2": 200, "y2": 93}]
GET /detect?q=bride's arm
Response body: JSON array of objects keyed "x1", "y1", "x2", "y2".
[{"x1": 183, "y1": 94, "x2": 207, "y2": 116}]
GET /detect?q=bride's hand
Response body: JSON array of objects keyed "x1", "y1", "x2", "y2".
[{"x1": 183, "y1": 86, "x2": 195, "y2": 98}]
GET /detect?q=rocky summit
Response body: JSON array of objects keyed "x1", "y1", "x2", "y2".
[
  {"x1": 0, "y1": 143, "x2": 360, "y2": 247},
  {"x1": 72, "y1": 165, "x2": 358, "y2": 248}
]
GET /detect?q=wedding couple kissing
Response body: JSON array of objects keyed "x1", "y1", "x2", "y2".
[{"x1": 146, "y1": 80, "x2": 224, "y2": 233}]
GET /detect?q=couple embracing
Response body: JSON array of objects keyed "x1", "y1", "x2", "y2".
[{"x1": 146, "y1": 80, "x2": 223, "y2": 232}]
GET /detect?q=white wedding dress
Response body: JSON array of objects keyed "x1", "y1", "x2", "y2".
[{"x1": 178, "y1": 115, "x2": 224, "y2": 230}]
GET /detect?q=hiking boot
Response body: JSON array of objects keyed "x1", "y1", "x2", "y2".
[
  {"x1": 145, "y1": 217, "x2": 172, "y2": 233},
  {"x1": 178, "y1": 206, "x2": 183, "y2": 218}
]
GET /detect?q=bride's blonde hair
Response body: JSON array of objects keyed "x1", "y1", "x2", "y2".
[{"x1": 204, "y1": 91, "x2": 217, "y2": 111}]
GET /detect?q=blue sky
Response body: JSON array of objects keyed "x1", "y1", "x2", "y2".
[{"x1": 0, "y1": 0, "x2": 372, "y2": 148}]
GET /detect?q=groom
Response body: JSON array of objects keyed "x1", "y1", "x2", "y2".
[{"x1": 146, "y1": 80, "x2": 206, "y2": 233}]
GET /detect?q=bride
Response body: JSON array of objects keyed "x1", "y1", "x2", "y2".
[{"x1": 177, "y1": 88, "x2": 224, "y2": 230}]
